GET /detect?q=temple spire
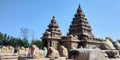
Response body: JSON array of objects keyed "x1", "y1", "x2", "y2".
[
  {"x1": 69, "y1": 4, "x2": 94, "y2": 39},
  {"x1": 41, "y1": 17, "x2": 62, "y2": 49},
  {"x1": 53, "y1": 16, "x2": 55, "y2": 19},
  {"x1": 77, "y1": 4, "x2": 83, "y2": 13},
  {"x1": 49, "y1": 16, "x2": 58, "y2": 28},
  {"x1": 78, "y1": 4, "x2": 81, "y2": 8}
]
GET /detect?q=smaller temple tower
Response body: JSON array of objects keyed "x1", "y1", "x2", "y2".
[{"x1": 41, "y1": 16, "x2": 62, "y2": 49}]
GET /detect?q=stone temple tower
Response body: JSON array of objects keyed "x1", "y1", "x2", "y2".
[
  {"x1": 69, "y1": 5, "x2": 94, "y2": 38},
  {"x1": 41, "y1": 16, "x2": 62, "y2": 49},
  {"x1": 68, "y1": 5, "x2": 102, "y2": 48},
  {"x1": 68, "y1": 5, "x2": 94, "y2": 48},
  {"x1": 61, "y1": 5, "x2": 103, "y2": 49}
]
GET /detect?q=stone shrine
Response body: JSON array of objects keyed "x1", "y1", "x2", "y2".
[
  {"x1": 61, "y1": 5, "x2": 103, "y2": 50},
  {"x1": 41, "y1": 5, "x2": 120, "y2": 60},
  {"x1": 41, "y1": 5, "x2": 103, "y2": 50},
  {"x1": 41, "y1": 16, "x2": 62, "y2": 50}
]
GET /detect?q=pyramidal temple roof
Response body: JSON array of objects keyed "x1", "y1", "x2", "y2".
[
  {"x1": 41, "y1": 16, "x2": 62, "y2": 40},
  {"x1": 68, "y1": 5, "x2": 94, "y2": 39}
]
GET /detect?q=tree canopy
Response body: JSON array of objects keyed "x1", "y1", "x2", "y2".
[{"x1": 0, "y1": 32, "x2": 42, "y2": 48}]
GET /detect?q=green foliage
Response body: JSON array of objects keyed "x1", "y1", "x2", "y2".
[
  {"x1": 9, "y1": 37, "x2": 25, "y2": 47},
  {"x1": 0, "y1": 32, "x2": 41, "y2": 48},
  {"x1": 0, "y1": 32, "x2": 30, "y2": 48},
  {"x1": 9, "y1": 37, "x2": 18, "y2": 47},
  {"x1": 23, "y1": 40, "x2": 29, "y2": 48},
  {"x1": 31, "y1": 40, "x2": 42, "y2": 48},
  {"x1": 0, "y1": 33, "x2": 9, "y2": 46}
]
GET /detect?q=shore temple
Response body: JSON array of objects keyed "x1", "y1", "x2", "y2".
[{"x1": 41, "y1": 5, "x2": 103, "y2": 51}]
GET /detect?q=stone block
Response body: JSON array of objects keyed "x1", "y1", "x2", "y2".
[
  {"x1": 69, "y1": 49, "x2": 108, "y2": 60},
  {"x1": 18, "y1": 57, "x2": 28, "y2": 60}
]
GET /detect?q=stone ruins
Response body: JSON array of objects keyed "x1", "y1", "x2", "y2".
[{"x1": 41, "y1": 5, "x2": 120, "y2": 60}]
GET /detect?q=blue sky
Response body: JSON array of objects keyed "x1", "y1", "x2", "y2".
[{"x1": 0, "y1": 0, "x2": 120, "y2": 41}]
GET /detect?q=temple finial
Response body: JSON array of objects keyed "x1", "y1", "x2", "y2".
[
  {"x1": 77, "y1": 4, "x2": 82, "y2": 13},
  {"x1": 53, "y1": 16, "x2": 55, "y2": 19},
  {"x1": 51, "y1": 16, "x2": 56, "y2": 23},
  {"x1": 78, "y1": 4, "x2": 81, "y2": 8}
]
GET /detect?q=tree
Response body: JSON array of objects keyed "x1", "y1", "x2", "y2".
[
  {"x1": 9, "y1": 37, "x2": 17, "y2": 47},
  {"x1": 23, "y1": 40, "x2": 29, "y2": 48},
  {"x1": 0, "y1": 32, "x2": 30, "y2": 48},
  {"x1": 31, "y1": 30, "x2": 35, "y2": 41},
  {"x1": 20, "y1": 28, "x2": 29, "y2": 40},
  {"x1": 20, "y1": 28, "x2": 30, "y2": 48},
  {"x1": 0, "y1": 32, "x2": 4, "y2": 43},
  {"x1": 31, "y1": 39, "x2": 42, "y2": 48},
  {"x1": 17, "y1": 38, "x2": 24, "y2": 47}
]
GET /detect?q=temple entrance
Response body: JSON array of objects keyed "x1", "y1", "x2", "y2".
[
  {"x1": 44, "y1": 40, "x2": 48, "y2": 48},
  {"x1": 78, "y1": 41, "x2": 86, "y2": 48}
]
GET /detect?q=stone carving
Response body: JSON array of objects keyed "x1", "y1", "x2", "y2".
[
  {"x1": 101, "y1": 37, "x2": 116, "y2": 50},
  {"x1": 18, "y1": 47, "x2": 26, "y2": 57},
  {"x1": 114, "y1": 40, "x2": 120, "y2": 50},
  {"x1": 69, "y1": 35, "x2": 78, "y2": 41},
  {"x1": 69, "y1": 49, "x2": 107, "y2": 60},
  {"x1": 0, "y1": 46, "x2": 14, "y2": 53},
  {"x1": 105, "y1": 50, "x2": 119, "y2": 58},
  {"x1": 60, "y1": 46, "x2": 68, "y2": 58},
  {"x1": 37, "y1": 50, "x2": 44, "y2": 58},
  {"x1": 1, "y1": 46, "x2": 7, "y2": 53},
  {"x1": 47, "y1": 47, "x2": 60, "y2": 58},
  {"x1": 30, "y1": 45, "x2": 44, "y2": 59},
  {"x1": 61, "y1": 35, "x2": 79, "y2": 50},
  {"x1": 9, "y1": 46, "x2": 14, "y2": 53}
]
